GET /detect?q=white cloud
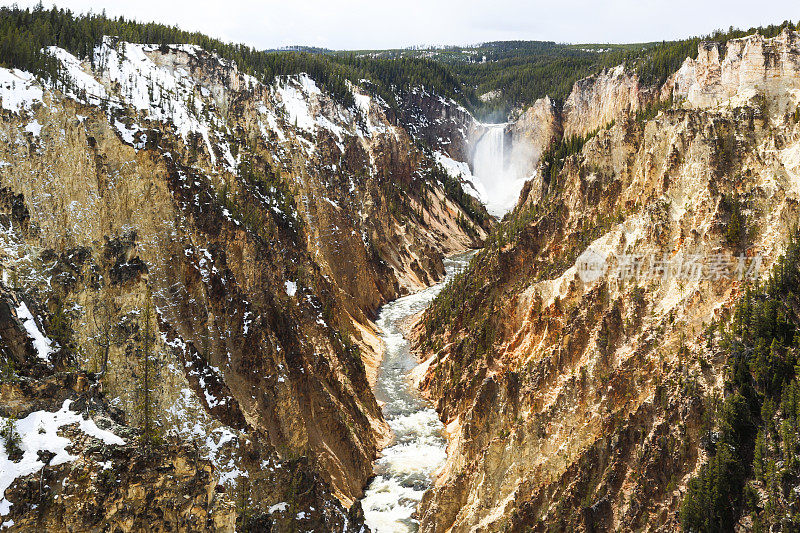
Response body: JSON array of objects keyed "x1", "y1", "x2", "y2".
[{"x1": 13, "y1": 0, "x2": 800, "y2": 50}]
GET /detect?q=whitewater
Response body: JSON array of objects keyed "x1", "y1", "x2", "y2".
[{"x1": 361, "y1": 251, "x2": 473, "y2": 532}]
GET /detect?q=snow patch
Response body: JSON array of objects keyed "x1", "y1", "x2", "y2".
[
  {"x1": 276, "y1": 79, "x2": 316, "y2": 132},
  {"x1": 92, "y1": 38, "x2": 218, "y2": 162},
  {"x1": 23, "y1": 120, "x2": 42, "y2": 137},
  {"x1": 0, "y1": 68, "x2": 43, "y2": 113},
  {"x1": 284, "y1": 280, "x2": 297, "y2": 297},
  {"x1": 0, "y1": 400, "x2": 124, "y2": 516},
  {"x1": 269, "y1": 502, "x2": 288, "y2": 514},
  {"x1": 45, "y1": 47, "x2": 108, "y2": 105},
  {"x1": 435, "y1": 151, "x2": 488, "y2": 202},
  {"x1": 15, "y1": 302, "x2": 53, "y2": 361}
]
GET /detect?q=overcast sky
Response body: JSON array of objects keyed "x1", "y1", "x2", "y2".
[{"x1": 11, "y1": 0, "x2": 800, "y2": 50}]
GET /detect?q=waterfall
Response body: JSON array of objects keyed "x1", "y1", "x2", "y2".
[
  {"x1": 473, "y1": 124, "x2": 506, "y2": 182},
  {"x1": 470, "y1": 123, "x2": 528, "y2": 217}
]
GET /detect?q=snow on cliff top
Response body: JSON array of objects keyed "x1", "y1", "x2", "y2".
[
  {"x1": 46, "y1": 46, "x2": 108, "y2": 106},
  {"x1": 92, "y1": 38, "x2": 217, "y2": 153},
  {"x1": 276, "y1": 75, "x2": 318, "y2": 132},
  {"x1": 0, "y1": 68, "x2": 43, "y2": 113},
  {"x1": 8, "y1": 39, "x2": 415, "y2": 179},
  {"x1": 41, "y1": 39, "x2": 223, "y2": 163}
]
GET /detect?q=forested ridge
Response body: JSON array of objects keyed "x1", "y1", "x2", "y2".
[
  {"x1": 339, "y1": 23, "x2": 799, "y2": 117},
  {"x1": 0, "y1": 4, "x2": 467, "y2": 111},
  {"x1": 0, "y1": 5, "x2": 797, "y2": 119}
]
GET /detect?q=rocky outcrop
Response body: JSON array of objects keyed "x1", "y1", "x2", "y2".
[
  {"x1": 563, "y1": 65, "x2": 652, "y2": 137},
  {"x1": 668, "y1": 29, "x2": 800, "y2": 112},
  {"x1": 509, "y1": 97, "x2": 559, "y2": 177},
  {"x1": 4, "y1": 438, "x2": 238, "y2": 532},
  {"x1": 511, "y1": 97, "x2": 557, "y2": 150},
  {"x1": 397, "y1": 87, "x2": 476, "y2": 161},
  {"x1": 413, "y1": 30, "x2": 800, "y2": 531},
  {"x1": 0, "y1": 283, "x2": 238, "y2": 531}
]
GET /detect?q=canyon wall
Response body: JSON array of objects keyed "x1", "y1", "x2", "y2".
[
  {"x1": 415, "y1": 30, "x2": 800, "y2": 531},
  {"x1": 668, "y1": 29, "x2": 800, "y2": 112},
  {"x1": 563, "y1": 64, "x2": 652, "y2": 138}
]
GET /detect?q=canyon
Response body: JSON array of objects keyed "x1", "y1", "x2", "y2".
[{"x1": 0, "y1": 13, "x2": 800, "y2": 533}]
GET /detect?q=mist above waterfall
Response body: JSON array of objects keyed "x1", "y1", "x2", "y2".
[{"x1": 470, "y1": 124, "x2": 534, "y2": 217}]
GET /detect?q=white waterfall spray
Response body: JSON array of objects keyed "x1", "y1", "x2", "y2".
[{"x1": 470, "y1": 123, "x2": 531, "y2": 217}]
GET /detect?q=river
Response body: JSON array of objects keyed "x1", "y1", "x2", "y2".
[{"x1": 361, "y1": 251, "x2": 473, "y2": 532}]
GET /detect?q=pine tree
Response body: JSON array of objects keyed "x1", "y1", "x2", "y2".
[
  {"x1": 136, "y1": 293, "x2": 161, "y2": 448},
  {"x1": 1, "y1": 415, "x2": 21, "y2": 457},
  {"x1": 753, "y1": 429, "x2": 767, "y2": 480},
  {"x1": 92, "y1": 301, "x2": 118, "y2": 376}
]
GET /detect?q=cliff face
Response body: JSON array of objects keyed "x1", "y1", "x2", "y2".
[
  {"x1": 397, "y1": 86, "x2": 476, "y2": 162},
  {"x1": 414, "y1": 30, "x2": 800, "y2": 531},
  {"x1": 668, "y1": 29, "x2": 800, "y2": 111},
  {"x1": 0, "y1": 37, "x2": 490, "y2": 530},
  {"x1": 0, "y1": 282, "x2": 233, "y2": 530},
  {"x1": 0, "y1": 284, "x2": 358, "y2": 532},
  {"x1": 563, "y1": 65, "x2": 653, "y2": 138},
  {"x1": 511, "y1": 97, "x2": 557, "y2": 150},
  {"x1": 509, "y1": 96, "x2": 559, "y2": 178}
]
